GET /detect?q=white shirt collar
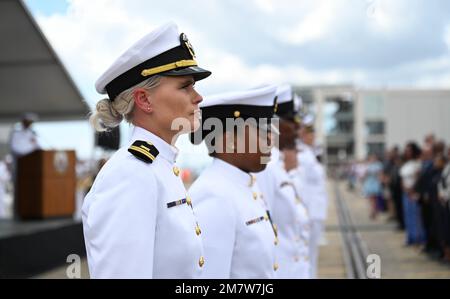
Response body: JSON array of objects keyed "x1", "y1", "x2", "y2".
[
  {"x1": 298, "y1": 142, "x2": 312, "y2": 152},
  {"x1": 212, "y1": 158, "x2": 255, "y2": 188},
  {"x1": 130, "y1": 126, "x2": 179, "y2": 163},
  {"x1": 272, "y1": 147, "x2": 281, "y2": 161}
]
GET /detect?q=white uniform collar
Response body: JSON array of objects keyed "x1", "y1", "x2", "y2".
[
  {"x1": 212, "y1": 158, "x2": 255, "y2": 188},
  {"x1": 298, "y1": 142, "x2": 312, "y2": 152},
  {"x1": 272, "y1": 147, "x2": 281, "y2": 162},
  {"x1": 131, "y1": 126, "x2": 179, "y2": 163}
]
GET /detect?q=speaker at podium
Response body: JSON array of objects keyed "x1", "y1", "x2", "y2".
[{"x1": 16, "y1": 150, "x2": 76, "y2": 219}]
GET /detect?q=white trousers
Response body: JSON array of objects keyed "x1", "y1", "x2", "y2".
[{"x1": 309, "y1": 219, "x2": 324, "y2": 279}]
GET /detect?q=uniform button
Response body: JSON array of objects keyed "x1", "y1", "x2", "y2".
[
  {"x1": 273, "y1": 263, "x2": 279, "y2": 271},
  {"x1": 296, "y1": 197, "x2": 301, "y2": 204},
  {"x1": 253, "y1": 192, "x2": 258, "y2": 200},
  {"x1": 264, "y1": 214, "x2": 269, "y2": 221},
  {"x1": 234, "y1": 110, "x2": 241, "y2": 118},
  {"x1": 274, "y1": 237, "x2": 279, "y2": 246},
  {"x1": 173, "y1": 166, "x2": 180, "y2": 176},
  {"x1": 199, "y1": 256, "x2": 205, "y2": 268},
  {"x1": 186, "y1": 197, "x2": 192, "y2": 206},
  {"x1": 195, "y1": 224, "x2": 202, "y2": 236},
  {"x1": 248, "y1": 175, "x2": 256, "y2": 187}
]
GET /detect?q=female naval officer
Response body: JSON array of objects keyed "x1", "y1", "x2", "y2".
[
  {"x1": 188, "y1": 85, "x2": 279, "y2": 278},
  {"x1": 256, "y1": 85, "x2": 311, "y2": 279},
  {"x1": 82, "y1": 22, "x2": 211, "y2": 278}
]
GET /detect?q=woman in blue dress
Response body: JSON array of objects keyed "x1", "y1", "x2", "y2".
[{"x1": 363, "y1": 154, "x2": 383, "y2": 219}]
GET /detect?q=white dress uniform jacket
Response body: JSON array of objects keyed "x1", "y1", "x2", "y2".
[
  {"x1": 295, "y1": 143, "x2": 328, "y2": 278},
  {"x1": 256, "y1": 147, "x2": 311, "y2": 278},
  {"x1": 9, "y1": 126, "x2": 40, "y2": 157},
  {"x1": 189, "y1": 158, "x2": 277, "y2": 278},
  {"x1": 82, "y1": 126, "x2": 205, "y2": 278},
  {"x1": 296, "y1": 144, "x2": 328, "y2": 221}
]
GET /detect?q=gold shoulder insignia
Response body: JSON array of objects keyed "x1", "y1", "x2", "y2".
[{"x1": 128, "y1": 140, "x2": 159, "y2": 163}]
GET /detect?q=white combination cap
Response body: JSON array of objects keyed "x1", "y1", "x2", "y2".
[
  {"x1": 95, "y1": 21, "x2": 211, "y2": 100},
  {"x1": 302, "y1": 114, "x2": 315, "y2": 130},
  {"x1": 275, "y1": 84, "x2": 293, "y2": 104},
  {"x1": 294, "y1": 94, "x2": 303, "y2": 112},
  {"x1": 22, "y1": 112, "x2": 38, "y2": 122},
  {"x1": 274, "y1": 84, "x2": 298, "y2": 121},
  {"x1": 190, "y1": 85, "x2": 278, "y2": 143},
  {"x1": 200, "y1": 84, "x2": 277, "y2": 110}
]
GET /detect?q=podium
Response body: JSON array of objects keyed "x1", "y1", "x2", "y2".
[{"x1": 17, "y1": 150, "x2": 76, "y2": 219}]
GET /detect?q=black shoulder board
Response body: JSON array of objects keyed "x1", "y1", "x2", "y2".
[{"x1": 128, "y1": 140, "x2": 159, "y2": 163}]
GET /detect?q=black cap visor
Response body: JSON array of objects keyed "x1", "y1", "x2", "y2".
[{"x1": 161, "y1": 66, "x2": 212, "y2": 82}]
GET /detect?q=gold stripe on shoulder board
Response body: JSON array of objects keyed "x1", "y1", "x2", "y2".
[{"x1": 129, "y1": 145, "x2": 156, "y2": 161}]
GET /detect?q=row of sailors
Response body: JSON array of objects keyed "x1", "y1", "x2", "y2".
[{"x1": 82, "y1": 22, "x2": 327, "y2": 278}]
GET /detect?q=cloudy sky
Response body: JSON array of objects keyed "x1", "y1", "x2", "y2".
[{"x1": 23, "y1": 0, "x2": 450, "y2": 165}]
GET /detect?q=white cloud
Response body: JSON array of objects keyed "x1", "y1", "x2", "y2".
[
  {"x1": 36, "y1": 0, "x2": 160, "y2": 82},
  {"x1": 22, "y1": 0, "x2": 450, "y2": 161},
  {"x1": 279, "y1": 1, "x2": 337, "y2": 45},
  {"x1": 445, "y1": 24, "x2": 450, "y2": 50},
  {"x1": 34, "y1": 0, "x2": 367, "y2": 103},
  {"x1": 29, "y1": 0, "x2": 450, "y2": 103},
  {"x1": 366, "y1": 0, "x2": 414, "y2": 34},
  {"x1": 252, "y1": 0, "x2": 275, "y2": 14}
]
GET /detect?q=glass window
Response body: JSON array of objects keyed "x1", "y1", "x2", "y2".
[
  {"x1": 366, "y1": 142, "x2": 385, "y2": 157},
  {"x1": 365, "y1": 121, "x2": 385, "y2": 135},
  {"x1": 363, "y1": 94, "x2": 384, "y2": 118}
]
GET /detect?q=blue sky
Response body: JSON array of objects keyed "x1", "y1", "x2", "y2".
[
  {"x1": 25, "y1": 0, "x2": 68, "y2": 16},
  {"x1": 21, "y1": 0, "x2": 450, "y2": 168}
]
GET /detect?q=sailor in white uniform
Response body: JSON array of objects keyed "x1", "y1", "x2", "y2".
[
  {"x1": 82, "y1": 22, "x2": 212, "y2": 278},
  {"x1": 256, "y1": 84, "x2": 311, "y2": 278},
  {"x1": 9, "y1": 113, "x2": 40, "y2": 159},
  {"x1": 8, "y1": 112, "x2": 40, "y2": 218},
  {"x1": 188, "y1": 85, "x2": 279, "y2": 278},
  {"x1": 295, "y1": 114, "x2": 328, "y2": 279}
]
